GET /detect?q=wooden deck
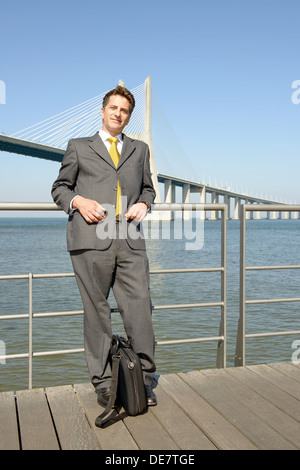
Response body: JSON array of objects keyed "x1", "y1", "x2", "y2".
[{"x1": 1, "y1": 362, "x2": 300, "y2": 450}]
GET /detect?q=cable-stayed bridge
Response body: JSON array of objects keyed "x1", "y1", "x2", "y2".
[{"x1": 0, "y1": 77, "x2": 297, "y2": 220}]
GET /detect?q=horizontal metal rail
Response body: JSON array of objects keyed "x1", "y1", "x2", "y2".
[
  {"x1": 235, "y1": 204, "x2": 300, "y2": 366},
  {"x1": 0, "y1": 202, "x2": 62, "y2": 211},
  {"x1": 0, "y1": 202, "x2": 226, "y2": 211},
  {"x1": 246, "y1": 265, "x2": 300, "y2": 270},
  {"x1": 245, "y1": 298, "x2": 300, "y2": 305},
  {"x1": 0, "y1": 202, "x2": 227, "y2": 389}
]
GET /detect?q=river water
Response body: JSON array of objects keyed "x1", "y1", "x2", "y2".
[{"x1": 0, "y1": 217, "x2": 299, "y2": 391}]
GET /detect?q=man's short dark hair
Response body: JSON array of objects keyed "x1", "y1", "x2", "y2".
[{"x1": 102, "y1": 85, "x2": 135, "y2": 115}]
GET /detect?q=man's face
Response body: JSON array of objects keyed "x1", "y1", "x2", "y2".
[{"x1": 101, "y1": 95, "x2": 131, "y2": 136}]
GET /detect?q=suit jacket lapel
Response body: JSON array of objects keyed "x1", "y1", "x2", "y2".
[
  {"x1": 88, "y1": 132, "x2": 136, "y2": 169},
  {"x1": 88, "y1": 132, "x2": 115, "y2": 169},
  {"x1": 119, "y1": 134, "x2": 136, "y2": 168}
]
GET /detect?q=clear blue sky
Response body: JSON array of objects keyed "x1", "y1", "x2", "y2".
[{"x1": 1, "y1": 0, "x2": 300, "y2": 216}]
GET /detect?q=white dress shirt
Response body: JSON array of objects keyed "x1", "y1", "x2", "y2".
[{"x1": 98, "y1": 129, "x2": 123, "y2": 155}]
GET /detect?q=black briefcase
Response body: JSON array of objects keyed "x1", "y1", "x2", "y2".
[{"x1": 95, "y1": 335, "x2": 148, "y2": 427}]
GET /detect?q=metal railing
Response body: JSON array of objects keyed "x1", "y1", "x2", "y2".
[
  {"x1": 0, "y1": 202, "x2": 227, "y2": 389},
  {"x1": 235, "y1": 204, "x2": 300, "y2": 366}
]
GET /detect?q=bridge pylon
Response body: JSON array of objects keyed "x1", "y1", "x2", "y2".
[{"x1": 121, "y1": 77, "x2": 168, "y2": 220}]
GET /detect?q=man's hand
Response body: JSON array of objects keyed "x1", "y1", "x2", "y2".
[
  {"x1": 125, "y1": 202, "x2": 148, "y2": 223},
  {"x1": 72, "y1": 196, "x2": 107, "y2": 223}
]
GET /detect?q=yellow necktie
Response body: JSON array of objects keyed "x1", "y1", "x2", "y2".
[{"x1": 108, "y1": 137, "x2": 122, "y2": 217}]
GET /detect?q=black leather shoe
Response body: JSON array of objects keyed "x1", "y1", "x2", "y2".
[
  {"x1": 145, "y1": 385, "x2": 157, "y2": 406},
  {"x1": 97, "y1": 387, "x2": 111, "y2": 407}
]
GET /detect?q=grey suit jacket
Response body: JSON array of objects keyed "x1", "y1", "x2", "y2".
[{"x1": 51, "y1": 132, "x2": 156, "y2": 251}]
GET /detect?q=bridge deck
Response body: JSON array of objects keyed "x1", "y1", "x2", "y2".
[{"x1": 1, "y1": 362, "x2": 299, "y2": 451}]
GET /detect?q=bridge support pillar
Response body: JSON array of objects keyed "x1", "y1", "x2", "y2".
[
  {"x1": 233, "y1": 197, "x2": 240, "y2": 220},
  {"x1": 210, "y1": 192, "x2": 218, "y2": 220},
  {"x1": 224, "y1": 194, "x2": 230, "y2": 220},
  {"x1": 199, "y1": 186, "x2": 206, "y2": 220},
  {"x1": 249, "y1": 202, "x2": 254, "y2": 219},
  {"x1": 279, "y1": 211, "x2": 288, "y2": 219},
  {"x1": 164, "y1": 179, "x2": 175, "y2": 220},
  {"x1": 254, "y1": 203, "x2": 261, "y2": 219},
  {"x1": 268, "y1": 210, "x2": 277, "y2": 220},
  {"x1": 182, "y1": 183, "x2": 191, "y2": 220},
  {"x1": 244, "y1": 200, "x2": 250, "y2": 219}
]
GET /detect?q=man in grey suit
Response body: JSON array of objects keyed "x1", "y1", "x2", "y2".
[{"x1": 52, "y1": 85, "x2": 157, "y2": 407}]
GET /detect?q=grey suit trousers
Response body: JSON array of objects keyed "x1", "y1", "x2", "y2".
[{"x1": 70, "y1": 229, "x2": 156, "y2": 391}]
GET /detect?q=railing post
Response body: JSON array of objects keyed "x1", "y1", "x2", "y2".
[
  {"x1": 235, "y1": 204, "x2": 246, "y2": 366},
  {"x1": 216, "y1": 204, "x2": 227, "y2": 368},
  {"x1": 28, "y1": 273, "x2": 33, "y2": 389}
]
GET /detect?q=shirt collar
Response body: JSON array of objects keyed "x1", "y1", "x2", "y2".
[{"x1": 99, "y1": 129, "x2": 123, "y2": 143}]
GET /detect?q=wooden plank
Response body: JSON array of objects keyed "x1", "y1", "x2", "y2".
[
  {"x1": 150, "y1": 382, "x2": 217, "y2": 450},
  {"x1": 0, "y1": 391, "x2": 19, "y2": 450},
  {"x1": 123, "y1": 409, "x2": 179, "y2": 450},
  {"x1": 248, "y1": 364, "x2": 300, "y2": 400},
  {"x1": 180, "y1": 370, "x2": 296, "y2": 450},
  {"x1": 158, "y1": 373, "x2": 257, "y2": 450},
  {"x1": 74, "y1": 383, "x2": 138, "y2": 450},
  {"x1": 16, "y1": 388, "x2": 59, "y2": 450},
  {"x1": 269, "y1": 362, "x2": 300, "y2": 382},
  {"x1": 46, "y1": 384, "x2": 100, "y2": 450},
  {"x1": 1, "y1": 363, "x2": 298, "y2": 451},
  {"x1": 201, "y1": 368, "x2": 300, "y2": 449},
  {"x1": 226, "y1": 365, "x2": 300, "y2": 422}
]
